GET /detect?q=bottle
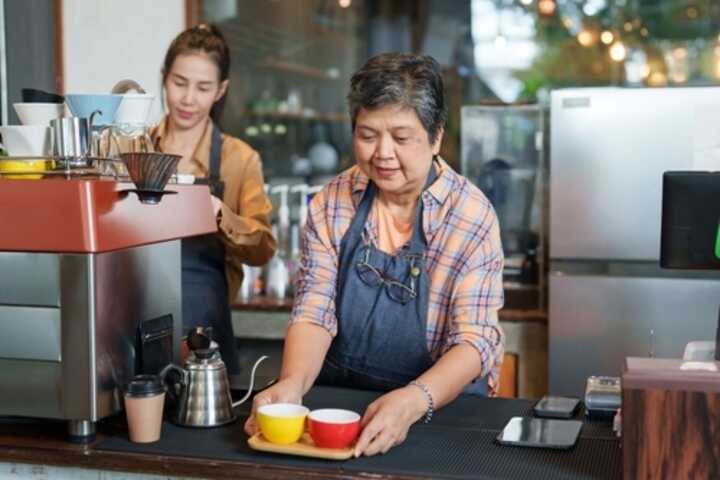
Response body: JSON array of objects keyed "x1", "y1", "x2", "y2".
[
  {"x1": 265, "y1": 224, "x2": 289, "y2": 300},
  {"x1": 238, "y1": 264, "x2": 254, "y2": 301},
  {"x1": 290, "y1": 184, "x2": 309, "y2": 228},
  {"x1": 287, "y1": 224, "x2": 301, "y2": 297},
  {"x1": 308, "y1": 124, "x2": 338, "y2": 175},
  {"x1": 270, "y1": 185, "x2": 290, "y2": 259}
]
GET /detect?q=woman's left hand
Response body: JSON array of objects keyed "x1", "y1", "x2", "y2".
[
  {"x1": 210, "y1": 195, "x2": 223, "y2": 218},
  {"x1": 353, "y1": 386, "x2": 427, "y2": 457}
]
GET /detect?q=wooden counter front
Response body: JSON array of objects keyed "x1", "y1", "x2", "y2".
[
  {"x1": 0, "y1": 179, "x2": 216, "y2": 253},
  {"x1": 622, "y1": 357, "x2": 720, "y2": 480}
]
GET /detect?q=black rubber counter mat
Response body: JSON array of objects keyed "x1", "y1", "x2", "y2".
[
  {"x1": 258, "y1": 386, "x2": 614, "y2": 439},
  {"x1": 305, "y1": 386, "x2": 537, "y2": 431},
  {"x1": 97, "y1": 419, "x2": 620, "y2": 479},
  {"x1": 96, "y1": 388, "x2": 621, "y2": 479}
]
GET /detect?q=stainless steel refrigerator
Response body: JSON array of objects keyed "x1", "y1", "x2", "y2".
[{"x1": 549, "y1": 86, "x2": 720, "y2": 396}]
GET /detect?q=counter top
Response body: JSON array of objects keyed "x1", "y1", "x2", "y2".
[
  {"x1": 623, "y1": 356, "x2": 720, "y2": 391},
  {"x1": 232, "y1": 283, "x2": 546, "y2": 322},
  {"x1": 231, "y1": 297, "x2": 547, "y2": 323},
  {"x1": 0, "y1": 387, "x2": 619, "y2": 479},
  {"x1": 0, "y1": 179, "x2": 216, "y2": 253},
  {"x1": 232, "y1": 296, "x2": 295, "y2": 312}
]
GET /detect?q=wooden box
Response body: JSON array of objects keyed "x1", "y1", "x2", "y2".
[{"x1": 622, "y1": 357, "x2": 720, "y2": 479}]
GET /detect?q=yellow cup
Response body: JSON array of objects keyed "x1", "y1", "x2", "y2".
[
  {"x1": 257, "y1": 403, "x2": 309, "y2": 444},
  {"x1": 0, "y1": 159, "x2": 53, "y2": 179}
]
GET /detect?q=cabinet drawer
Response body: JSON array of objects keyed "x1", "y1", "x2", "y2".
[
  {"x1": 0, "y1": 305, "x2": 61, "y2": 361},
  {"x1": 0, "y1": 252, "x2": 60, "y2": 306}
]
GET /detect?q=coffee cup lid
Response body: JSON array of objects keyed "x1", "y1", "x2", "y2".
[{"x1": 125, "y1": 374, "x2": 166, "y2": 397}]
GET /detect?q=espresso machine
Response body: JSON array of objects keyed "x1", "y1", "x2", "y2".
[{"x1": 0, "y1": 178, "x2": 216, "y2": 441}]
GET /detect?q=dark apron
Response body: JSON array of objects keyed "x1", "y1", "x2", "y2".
[
  {"x1": 317, "y1": 165, "x2": 488, "y2": 395},
  {"x1": 181, "y1": 125, "x2": 240, "y2": 374}
]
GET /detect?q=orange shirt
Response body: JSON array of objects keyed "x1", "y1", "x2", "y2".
[
  {"x1": 152, "y1": 117, "x2": 276, "y2": 300},
  {"x1": 373, "y1": 198, "x2": 413, "y2": 254}
]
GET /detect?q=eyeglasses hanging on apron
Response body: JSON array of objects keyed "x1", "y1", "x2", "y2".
[{"x1": 355, "y1": 245, "x2": 422, "y2": 304}]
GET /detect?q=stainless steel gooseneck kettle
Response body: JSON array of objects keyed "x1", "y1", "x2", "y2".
[{"x1": 160, "y1": 330, "x2": 267, "y2": 427}]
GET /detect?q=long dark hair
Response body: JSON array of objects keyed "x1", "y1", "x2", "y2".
[{"x1": 162, "y1": 23, "x2": 230, "y2": 125}]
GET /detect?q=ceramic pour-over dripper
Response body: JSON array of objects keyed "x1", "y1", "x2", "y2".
[
  {"x1": 64, "y1": 94, "x2": 123, "y2": 126},
  {"x1": 120, "y1": 152, "x2": 180, "y2": 204}
]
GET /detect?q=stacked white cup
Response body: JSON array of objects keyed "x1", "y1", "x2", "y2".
[{"x1": 1, "y1": 102, "x2": 65, "y2": 157}]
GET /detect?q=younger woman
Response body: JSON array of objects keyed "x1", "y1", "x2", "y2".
[{"x1": 153, "y1": 24, "x2": 276, "y2": 373}]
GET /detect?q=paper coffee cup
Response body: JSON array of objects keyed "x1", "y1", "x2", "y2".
[{"x1": 124, "y1": 374, "x2": 166, "y2": 443}]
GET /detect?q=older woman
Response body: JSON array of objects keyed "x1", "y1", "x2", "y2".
[{"x1": 245, "y1": 53, "x2": 504, "y2": 456}]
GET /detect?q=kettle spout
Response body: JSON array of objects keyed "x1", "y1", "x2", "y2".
[{"x1": 232, "y1": 355, "x2": 269, "y2": 408}]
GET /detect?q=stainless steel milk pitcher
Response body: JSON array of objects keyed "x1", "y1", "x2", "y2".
[{"x1": 51, "y1": 110, "x2": 100, "y2": 167}]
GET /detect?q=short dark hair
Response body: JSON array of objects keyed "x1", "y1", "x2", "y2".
[
  {"x1": 162, "y1": 23, "x2": 230, "y2": 124},
  {"x1": 347, "y1": 53, "x2": 447, "y2": 144}
]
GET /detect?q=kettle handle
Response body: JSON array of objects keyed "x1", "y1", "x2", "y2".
[
  {"x1": 231, "y1": 355, "x2": 268, "y2": 408},
  {"x1": 159, "y1": 363, "x2": 188, "y2": 403}
]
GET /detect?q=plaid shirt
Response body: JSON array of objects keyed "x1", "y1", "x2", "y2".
[{"x1": 290, "y1": 158, "x2": 505, "y2": 394}]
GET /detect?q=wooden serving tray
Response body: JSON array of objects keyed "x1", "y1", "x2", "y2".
[{"x1": 248, "y1": 432, "x2": 354, "y2": 460}]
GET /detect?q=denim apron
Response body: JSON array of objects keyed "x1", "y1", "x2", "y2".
[
  {"x1": 181, "y1": 125, "x2": 240, "y2": 374},
  {"x1": 317, "y1": 165, "x2": 488, "y2": 395}
]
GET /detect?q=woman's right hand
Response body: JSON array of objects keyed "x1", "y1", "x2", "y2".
[{"x1": 243, "y1": 376, "x2": 305, "y2": 436}]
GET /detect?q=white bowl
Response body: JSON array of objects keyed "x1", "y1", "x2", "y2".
[
  {"x1": 114, "y1": 93, "x2": 155, "y2": 125},
  {"x1": 0, "y1": 125, "x2": 51, "y2": 156},
  {"x1": 13, "y1": 103, "x2": 64, "y2": 126}
]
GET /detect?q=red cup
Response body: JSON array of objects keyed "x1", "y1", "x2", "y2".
[{"x1": 308, "y1": 409, "x2": 361, "y2": 449}]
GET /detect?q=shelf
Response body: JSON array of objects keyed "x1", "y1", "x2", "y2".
[
  {"x1": 257, "y1": 58, "x2": 341, "y2": 81},
  {"x1": 231, "y1": 295, "x2": 546, "y2": 323},
  {"x1": 231, "y1": 296, "x2": 293, "y2": 312},
  {"x1": 246, "y1": 111, "x2": 348, "y2": 122}
]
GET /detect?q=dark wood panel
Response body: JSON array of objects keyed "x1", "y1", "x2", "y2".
[
  {"x1": 53, "y1": 0, "x2": 63, "y2": 93},
  {"x1": 623, "y1": 388, "x2": 720, "y2": 480},
  {"x1": 185, "y1": 0, "x2": 200, "y2": 28}
]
